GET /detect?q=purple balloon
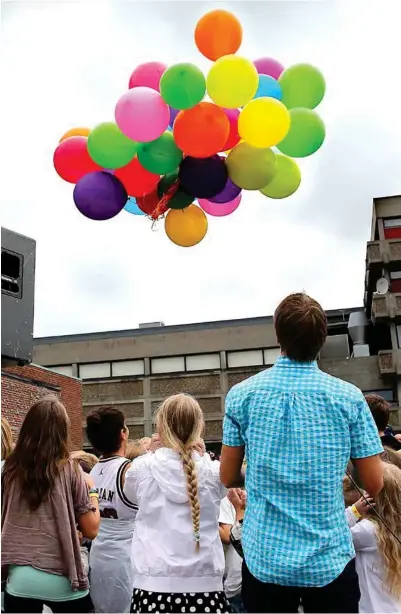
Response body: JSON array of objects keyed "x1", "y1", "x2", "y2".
[
  {"x1": 179, "y1": 156, "x2": 228, "y2": 199},
  {"x1": 169, "y1": 106, "x2": 179, "y2": 127},
  {"x1": 254, "y1": 57, "x2": 285, "y2": 80},
  {"x1": 73, "y1": 171, "x2": 127, "y2": 221},
  {"x1": 209, "y1": 178, "x2": 241, "y2": 204}
]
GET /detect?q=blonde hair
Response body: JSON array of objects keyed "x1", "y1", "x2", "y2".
[
  {"x1": 139, "y1": 437, "x2": 151, "y2": 451},
  {"x1": 125, "y1": 439, "x2": 147, "y2": 461},
  {"x1": 1, "y1": 417, "x2": 13, "y2": 461},
  {"x1": 71, "y1": 450, "x2": 98, "y2": 473},
  {"x1": 156, "y1": 394, "x2": 204, "y2": 551},
  {"x1": 370, "y1": 463, "x2": 401, "y2": 597}
]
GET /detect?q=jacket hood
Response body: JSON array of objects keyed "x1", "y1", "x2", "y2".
[{"x1": 148, "y1": 448, "x2": 212, "y2": 503}]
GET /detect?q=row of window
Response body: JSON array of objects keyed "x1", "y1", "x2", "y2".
[{"x1": 51, "y1": 348, "x2": 281, "y2": 380}]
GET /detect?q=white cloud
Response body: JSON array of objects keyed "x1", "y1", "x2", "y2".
[{"x1": 1, "y1": 0, "x2": 400, "y2": 336}]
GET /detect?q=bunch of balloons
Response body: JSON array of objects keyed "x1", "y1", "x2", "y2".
[{"x1": 53, "y1": 9, "x2": 326, "y2": 247}]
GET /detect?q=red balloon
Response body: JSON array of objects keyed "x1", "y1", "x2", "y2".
[
  {"x1": 115, "y1": 158, "x2": 159, "y2": 197},
  {"x1": 53, "y1": 136, "x2": 101, "y2": 184},
  {"x1": 173, "y1": 102, "x2": 230, "y2": 158},
  {"x1": 223, "y1": 109, "x2": 240, "y2": 151},
  {"x1": 136, "y1": 190, "x2": 159, "y2": 215}
]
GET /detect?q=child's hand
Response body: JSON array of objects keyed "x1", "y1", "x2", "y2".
[
  {"x1": 355, "y1": 496, "x2": 375, "y2": 517},
  {"x1": 228, "y1": 488, "x2": 246, "y2": 512}
]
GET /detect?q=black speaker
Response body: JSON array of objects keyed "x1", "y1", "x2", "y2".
[{"x1": 1, "y1": 228, "x2": 36, "y2": 366}]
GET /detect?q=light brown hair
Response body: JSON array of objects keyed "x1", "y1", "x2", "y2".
[
  {"x1": 370, "y1": 463, "x2": 401, "y2": 597},
  {"x1": 274, "y1": 293, "x2": 327, "y2": 362},
  {"x1": 71, "y1": 450, "x2": 99, "y2": 474},
  {"x1": 2, "y1": 396, "x2": 70, "y2": 510},
  {"x1": 343, "y1": 475, "x2": 360, "y2": 507},
  {"x1": 125, "y1": 439, "x2": 147, "y2": 461},
  {"x1": 365, "y1": 394, "x2": 390, "y2": 432},
  {"x1": 381, "y1": 446, "x2": 401, "y2": 471},
  {"x1": 156, "y1": 394, "x2": 204, "y2": 550},
  {"x1": 1, "y1": 417, "x2": 13, "y2": 461}
]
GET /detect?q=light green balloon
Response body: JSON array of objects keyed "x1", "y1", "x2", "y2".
[
  {"x1": 277, "y1": 108, "x2": 325, "y2": 158},
  {"x1": 138, "y1": 132, "x2": 182, "y2": 175},
  {"x1": 88, "y1": 122, "x2": 138, "y2": 169},
  {"x1": 260, "y1": 154, "x2": 301, "y2": 199},
  {"x1": 279, "y1": 64, "x2": 325, "y2": 110},
  {"x1": 160, "y1": 63, "x2": 206, "y2": 110},
  {"x1": 226, "y1": 142, "x2": 277, "y2": 190}
]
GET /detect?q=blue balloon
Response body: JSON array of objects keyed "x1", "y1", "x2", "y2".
[
  {"x1": 254, "y1": 75, "x2": 282, "y2": 100},
  {"x1": 124, "y1": 197, "x2": 145, "y2": 216}
]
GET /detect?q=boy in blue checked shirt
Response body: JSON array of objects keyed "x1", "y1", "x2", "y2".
[{"x1": 220, "y1": 293, "x2": 384, "y2": 614}]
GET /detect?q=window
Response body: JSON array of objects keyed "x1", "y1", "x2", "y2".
[
  {"x1": 79, "y1": 362, "x2": 111, "y2": 380},
  {"x1": 264, "y1": 348, "x2": 280, "y2": 365},
  {"x1": 384, "y1": 218, "x2": 401, "y2": 240},
  {"x1": 151, "y1": 356, "x2": 185, "y2": 374},
  {"x1": 50, "y1": 365, "x2": 73, "y2": 377},
  {"x1": 227, "y1": 350, "x2": 264, "y2": 368},
  {"x1": 111, "y1": 360, "x2": 144, "y2": 377},
  {"x1": 390, "y1": 271, "x2": 401, "y2": 293},
  {"x1": 186, "y1": 354, "x2": 220, "y2": 371}
]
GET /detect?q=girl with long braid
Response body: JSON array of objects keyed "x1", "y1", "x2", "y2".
[{"x1": 124, "y1": 394, "x2": 230, "y2": 614}]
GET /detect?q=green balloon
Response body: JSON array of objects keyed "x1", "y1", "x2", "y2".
[
  {"x1": 138, "y1": 132, "x2": 183, "y2": 175},
  {"x1": 158, "y1": 170, "x2": 194, "y2": 210},
  {"x1": 279, "y1": 64, "x2": 325, "y2": 110},
  {"x1": 277, "y1": 108, "x2": 325, "y2": 158},
  {"x1": 260, "y1": 154, "x2": 301, "y2": 199},
  {"x1": 88, "y1": 122, "x2": 138, "y2": 169},
  {"x1": 226, "y1": 142, "x2": 277, "y2": 190},
  {"x1": 160, "y1": 63, "x2": 206, "y2": 110}
]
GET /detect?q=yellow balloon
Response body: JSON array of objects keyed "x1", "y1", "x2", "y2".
[
  {"x1": 59, "y1": 127, "x2": 91, "y2": 142},
  {"x1": 207, "y1": 55, "x2": 258, "y2": 109},
  {"x1": 239, "y1": 98, "x2": 291, "y2": 148},
  {"x1": 165, "y1": 205, "x2": 208, "y2": 248},
  {"x1": 226, "y1": 142, "x2": 277, "y2": 190}
]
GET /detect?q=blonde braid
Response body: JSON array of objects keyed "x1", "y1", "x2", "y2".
[{"x1": 181, "y1": 450, "x2": 201, "y2": 551}]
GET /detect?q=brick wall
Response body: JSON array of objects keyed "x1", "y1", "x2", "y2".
[{"x1": 1, "y1": 364, "x2": 83, "y2": 450}]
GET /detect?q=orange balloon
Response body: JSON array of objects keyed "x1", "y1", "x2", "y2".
[
  {"x1": 195, "y1": 10, "x2": 242, "y2": 62},
  {"x1": 59, "y1": 127, "x2": 91, "y2": 142},
  {"x1": 173, "y1": 102, "x2": 230, "y2": 158}
]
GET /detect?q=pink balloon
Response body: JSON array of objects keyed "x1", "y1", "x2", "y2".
[
  {"x1": 115, "y1": 87, "x2": 169, "y2": 142},
  {"x1": 198, "y1": 193, "x2": 242, "y2": 217},
  {"x1": 128, "y1": 61, "x2": 167, "y2": 92},
  {"x1": 253, "y1": 57, "x2": 285, "y2": 80}
]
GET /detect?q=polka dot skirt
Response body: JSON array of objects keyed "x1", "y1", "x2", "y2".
[{"x1": 131, "y1": 589, "x2": 231, "y2": 613}]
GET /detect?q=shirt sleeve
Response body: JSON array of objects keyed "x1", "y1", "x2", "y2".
[
  {"x1": 350, "y1": 519, "x2": 377, "y2": 551},
  {"x1": 222, "y1": 387, "x2": 245, "y2": 447},
  {"x1": 345, "y1": 506, "x2": 359, "y2": 528},
  {"x1": 219, "y1": 497, "x2": 235, "y2": 526},
  {"x1": 350, "y1": 396, "x2": 384, "y2": 459},
  {"x1": 71, "y1": 464, "x2": 94, "y2": 519}
]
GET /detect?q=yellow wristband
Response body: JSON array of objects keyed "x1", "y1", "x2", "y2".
[
  {"x1": 351, "y1": 504, "x2": 362, "y2": 520},
  {"x1": 90, "y1": 492, "x2": 99, "y2": 499}
]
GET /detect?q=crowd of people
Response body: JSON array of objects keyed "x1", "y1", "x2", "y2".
[{"x1": 2, "y1": 292, "x2": 401, "y2": 614}]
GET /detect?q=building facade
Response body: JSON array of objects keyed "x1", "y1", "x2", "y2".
[{"x1": 32, "y1": 195, "x2": 401, "y2": 448}]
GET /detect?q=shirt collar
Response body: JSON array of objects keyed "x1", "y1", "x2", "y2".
[{"x1": 274, "y1": 355, "x2": 319, "y2": 369}]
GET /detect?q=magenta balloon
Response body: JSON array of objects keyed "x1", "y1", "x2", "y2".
[
  {"x1": 253, "y1": 57, "x2": 285, "y2": 80},
  {"x1": 199, "y1": 193, "x2": 242, "y2": 217},
  {"x1": 115, "y1": 87, "x2": 169, "y2": 142},
  {"x1": 128, "y1": 61, "x2": 167, "y2": 91}
]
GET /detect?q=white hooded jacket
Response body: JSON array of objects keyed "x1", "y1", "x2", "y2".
[{"x1": 124, "y1": 448, "x2": 227, "y2": 593}]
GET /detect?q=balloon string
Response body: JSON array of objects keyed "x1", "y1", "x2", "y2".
[{"x1": 150, "y1": 180, "x2": 179, "y2": 221}]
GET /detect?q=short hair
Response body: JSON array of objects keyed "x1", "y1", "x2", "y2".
[
  {"x1": 274, "y1": 293, "x2": 327, "y2": 362},
  {"x1": 125, "y1": 439, "x2": 147, "y2": 461},
  {"x1": 71, "y1": 450, "x2": 99, "y2": 473},
  {"x1": 86, "y1": 406, "x2": 126, "y2": 455},
  {"x1": 365, "y1": 394, "x2": 390, "y2": 432}
]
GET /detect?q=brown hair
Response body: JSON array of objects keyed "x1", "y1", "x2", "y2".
[
  {"x1": 86, "y1": 406, "x2": 126, "y2": 455},
  {"x1": 125, "y1": 439, "x2": 147, "y2": 461},
  {"x1": 156, "y1": 394, "x2": 204, "y2": 550},
  {"x1": 343, "y1": 475, "x2": 360, "y2": 507},
  {"x1": 1, "y1": 417, "x2": 13, "y2": 461},
  {"x1": 365, "y1": 394, "x2": 390, "y2": 432},
  {"x1": 274, "y1": 293, "x2": 327, "y2": 362},
  {"x1": 381, "y1": 446, "x2": 401, "y2": 471},
  {"x1": 370, "y1": 463, "x2": 401, "y2": 597},
  {"x1": 71, "y1": 450, "x2": 99, "y2": 474},
  {"x1": 2, "y1": 396, "x2": 70, "y2": 510}
]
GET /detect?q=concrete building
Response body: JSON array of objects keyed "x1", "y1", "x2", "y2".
[{"x1": 33, "y1": 197, "x2": 401, "y2": 449}]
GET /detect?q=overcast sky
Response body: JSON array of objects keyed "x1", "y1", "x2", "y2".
[{"x1": 1, "y1": 0, "x2": 401, "y2": 337}]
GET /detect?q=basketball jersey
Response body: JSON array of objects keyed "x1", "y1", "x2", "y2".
[{"x1": 89, "y1": 456, "x2": 137, "y2": 613}]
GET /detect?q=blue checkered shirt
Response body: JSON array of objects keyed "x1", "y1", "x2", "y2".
[{"x1": 223, "y1": 356, "x2": 383, "y2": 587}]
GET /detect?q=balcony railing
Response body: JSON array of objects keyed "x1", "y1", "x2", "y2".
[
  {"x1": 367, "y1": 239, "x2": 401, "y2": 268},
  {"x1": 372, "y1": 293, "x2": 401, "y2": 323}
]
